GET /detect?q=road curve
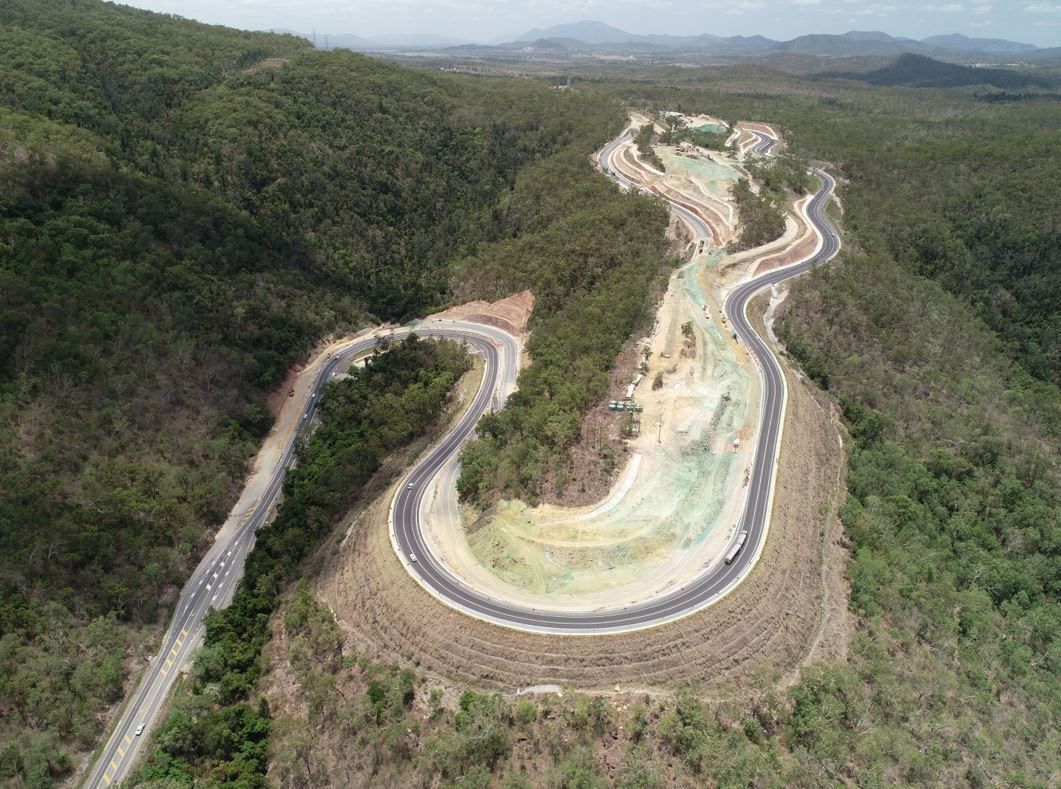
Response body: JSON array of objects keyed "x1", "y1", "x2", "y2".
[
  {"x1": 85, "y1": 320, "x2": 517, "y2": 788},
  {"x1": 88, "y1": 123, "x2": 837, "y2": 785},
  {"x1": 387, "y1": 126, "x2": 840, "y2": 634}
]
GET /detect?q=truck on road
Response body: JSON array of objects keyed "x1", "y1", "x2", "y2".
[{"x1": 724, "y1": 529, "x2": 749, "y2": 565}]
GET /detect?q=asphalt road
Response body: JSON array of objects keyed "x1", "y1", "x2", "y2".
[
  {"x1": 386, "y1": 127, "x2": 839, "y2": 634},
  {"x1": 84, "y1": 321, "x2": 518, "y2": 788},
  {"x1": 88, "y1": 123, "x2": 836, "y2": 784}
]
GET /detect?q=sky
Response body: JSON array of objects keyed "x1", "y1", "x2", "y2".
[{"x1": 118, "y1": 0, "x2": 1061, "y2": 47}]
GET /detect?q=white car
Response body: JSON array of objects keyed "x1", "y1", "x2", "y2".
[
  {"x1": 407, "y1": 482, "x2": 414, "y2": 489},
  {"x1": 135, "y1": 723, "x2": 145, "y2": 736},
  {"x1": 409, "y1": 553, "x2": 418, "y2": 563}
]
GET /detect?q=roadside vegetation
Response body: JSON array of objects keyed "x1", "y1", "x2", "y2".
[
  {"x1": 633, "y1": 122, "x2": 666, "y2": 171},
  {"x1": 0, "y1": 0, "x2": 658, "y2": 780},
  {"x1": 126, "y1": 336, "x2": 469, "y2": 785},
  {"x1": 2, "y1": 0, "x2": 1057, "y2": 784},
  {"x1": 454, "y1": 151, "x2": 671, "y2": 504},
  {"x1": 730, "y1": 177, "x2": 787, "y2": 251}
]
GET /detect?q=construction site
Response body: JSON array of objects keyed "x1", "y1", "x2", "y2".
[{"x1": 400, "y1": 112, "x2": 811, "y2": 611}]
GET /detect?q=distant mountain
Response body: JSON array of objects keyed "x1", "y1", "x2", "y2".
[
  {"x1": 516, "y1": 20, "x2": 640, "y2": 45},
  {"x1": 776, "y1": 31, "x2": 933, "y2": 57},
  {"x1": 821, "y1": 53, "x2": 1049, "y2": 89},
  {"x1": 922, "y1": 34, "x2": 1038, "y2": 55},
  {"x1": 1029, "y1": 46, "x2": 1061, "y2": 61},
  {"x1": 504, "y1": 21, "x2": 1040, "y2": 59}
]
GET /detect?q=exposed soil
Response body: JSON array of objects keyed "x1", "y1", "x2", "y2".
[
  {"x1": 315, "y1": 299, "x2": 849, "y2": 691},
  {"x1": 429, "y1": 290, "x2": 534, "y2": 344},
  {"x1": 749, "y1": 291, "x2": 855, "y2": 677},
  {"x1": 428, "y1": 290, "x2": 535, "y2": 370},
  {"x1": 265, "y1": 363, "x2": 303, "y2": 418}
]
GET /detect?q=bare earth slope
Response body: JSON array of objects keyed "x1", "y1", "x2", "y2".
[
  {"x1": 316, "y1": 304, "x2": 849, "y2": 689},
  {"x1": 271, "y1": 116, "x2": 851, "y2": 691}
]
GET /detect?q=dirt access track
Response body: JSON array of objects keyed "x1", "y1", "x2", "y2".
[{"x1": 310, "y1": 109, "x2": 852, "y2": 686}]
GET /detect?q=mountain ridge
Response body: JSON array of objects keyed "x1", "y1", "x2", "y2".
[{"x1": 499, "y1": 21, "x2": 1041, "y2": 57}]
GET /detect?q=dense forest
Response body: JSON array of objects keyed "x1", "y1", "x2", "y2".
[
  {"x1": 2, "y1": 0, "x2": 1058, "y2": 785},
  {"x1": 0, "y1": 0, "x2": 664, "y2": 782},
  {"x1": 730, "y1": 177, "x2": 787, "y2": 251}
]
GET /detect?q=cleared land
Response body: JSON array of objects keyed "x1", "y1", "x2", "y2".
[
  {"x1": 273, "y1": 115, "x2": 851, "y2": 688},
  {"x1": 312, "y1": 305, "x2": 848, "y2": 688},
  {"x1": 413, "y1": 114, "x2": 824, "y2": 615}
]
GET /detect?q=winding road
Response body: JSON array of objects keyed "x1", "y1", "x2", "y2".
[
  {"x1": 86, "y1": 121, "x2": 837, "y2": 785},
  {"x1": 85, "y1": 322, "x2": 517, "y2": 787},
  {"x1": 388, "y1": 126, "x2": 838, "y2": 634}
]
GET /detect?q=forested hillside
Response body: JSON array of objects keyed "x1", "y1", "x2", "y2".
[
  {"x1": 578, "y1": 67, "x2": 1060, "y2": 784},
  {"x1": 607, "y1": 67, "x2": 1061, "y2": 385},
  {"x1": 3, "y1": 0, "x2": 1056, "y2": 785},
  {"x1": 0, "y1": 1, "x2": 665, "y2": 782}
]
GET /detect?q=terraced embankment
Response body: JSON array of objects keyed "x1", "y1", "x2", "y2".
[{"x1": 314, "y1": 114, "x2": 851, "y2": 684}]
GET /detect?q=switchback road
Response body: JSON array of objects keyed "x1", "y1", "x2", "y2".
[
  {"x1": 88, "y1": 121, "x2": 837, "y2": 785},
  {"x1": 388, "y1": 126, "x2": 839, "y2": 633}
]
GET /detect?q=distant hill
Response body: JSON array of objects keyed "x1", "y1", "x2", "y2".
[
  {"x1": 821, "y1": 53, "x2": 1049, "y2": 89},
  {"x1": 500, "y1": 22, "x2": 1040, "y2": 59},
  {"x1": 515, "y1": 20, "x2": 641, "y2": 45},
  {"x1": 775, "y1": 31, "x2": 932, "y2": 57},
  {"x1": 923, "y1": 34, "x2": 1039, "y2": 55}
]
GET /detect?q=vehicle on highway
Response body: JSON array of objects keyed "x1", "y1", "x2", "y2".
[
  {"x1": 409, "y1": 553, "x2": 417, "y2": 562},
  {"x1": 135, "y1": 723, "x2": 145, "y2": 736},
  {"x1": 724, "y1": 530, "x2": 749, "y2": 565}
]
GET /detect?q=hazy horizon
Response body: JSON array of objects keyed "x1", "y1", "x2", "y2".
[{"x1": 115, "y1": 1, "x2": 1061, "y2": 48}]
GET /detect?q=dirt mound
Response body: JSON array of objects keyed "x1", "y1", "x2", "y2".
[{"x1": 429, "y1": 291, "x2": 533, "y2": 353}]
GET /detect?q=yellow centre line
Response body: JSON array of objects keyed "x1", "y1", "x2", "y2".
[
  {"x1": 123, "y1": 734, "x2": 131, "y2": 745},
  {"x1": 109, "y1": 760, "x2": 118, "y2": 771},
  {"x1": 117, "y1": 746, "x2": 125, "y2": 758},
  {"x1": 103, "y1": 774, "x2": 112, "y2": 785}
]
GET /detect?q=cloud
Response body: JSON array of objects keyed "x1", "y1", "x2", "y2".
[
  {"x1": 855, "y1": 2, "x2": 898, "y2": 15},
  {"x1": 922, "y1": 3, "x2": 963, "y2": 11},
  {"x1": 1025, "y1": 2, "x2": 1061, "y2": 11},
  {"x1": 792, "y1": 0, "x2": 822, "y2": 5},
  {"x1": 724, "y1": 0, "x2": 767, "y2": 14}
]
